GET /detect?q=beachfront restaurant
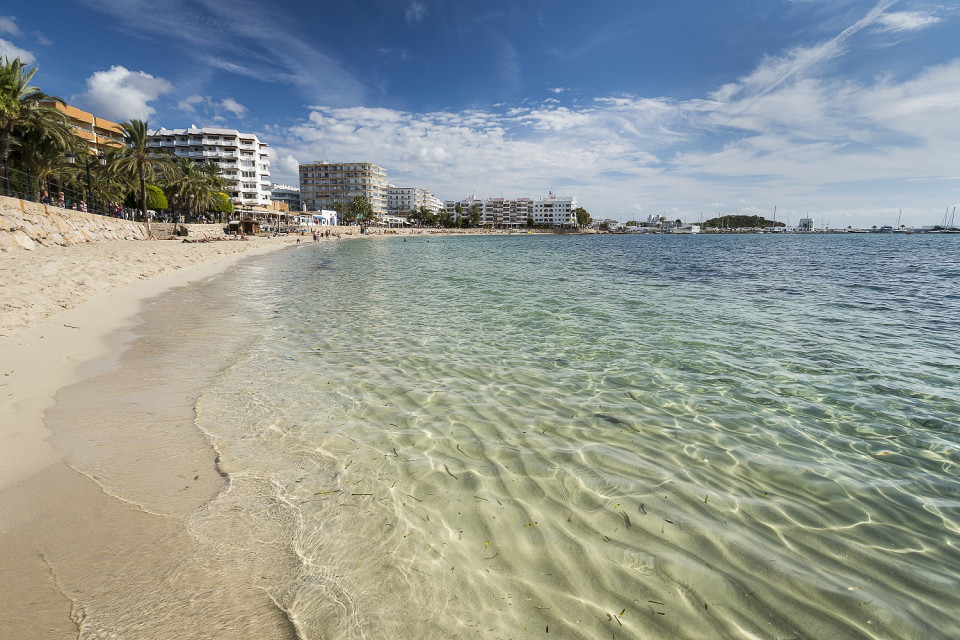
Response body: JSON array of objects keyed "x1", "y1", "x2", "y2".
[
  {"x1": 379, "y1": 216, "x2": 411, "y2": 228},
  {"x1": 228, "y1": 206, "x2": 298, "y2": 233},
  {"x1": 302, "y1": 210, "x2": 339, "y2": 227}
]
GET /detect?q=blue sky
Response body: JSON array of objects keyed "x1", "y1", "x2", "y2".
[{"x1": 2, "y1": 1, "x2": 958, "y2": 227}]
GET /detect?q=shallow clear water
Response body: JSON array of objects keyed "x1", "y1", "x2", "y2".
[{"x1": 193, "y1": 234, "x2": 960, "y2": 639}]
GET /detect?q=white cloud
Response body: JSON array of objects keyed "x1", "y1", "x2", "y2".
[
  {"x1": 220, "y1": 97, "x2": 247, "y2": 117},
  {"x1": 877, "y1": 11, "x2": 941, "y2": 32},
  {"x1": 406, "y1": 1, "x2": 428, "y2": 25},
  {"x1": 74, "y1": 65, "x2": 174, "y2": 122},
  {"x1": 548, "y1": 87, "x2": 568, "y2": 94},
  {"x1": 177, "y1": 94, "x2": 205, "y2": 112},
  {"x1": 0, "y1": 15, "x2": 20, "y2": 35},
  {"x1": 275, "y1": 153, "x2": 300, "y2": 177},
  {"x1": 268, "y1": 49, "x2": 960, "y2": 229},
  {"x1": 714, "y1": 0, "x2": 899, "y2": 105},
  {"x1": 176, "y1": 94, "x2": 248, "y2": 121},
  {"x1": 0, "y1": 38, "x2": 34, "y2": 64},
  {"x1": 76, "y1": 0, "x2": 364, "y2": 106}
]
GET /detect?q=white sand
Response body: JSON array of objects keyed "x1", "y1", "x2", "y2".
[{"x1": 0, "y1": 236, "x2": 299, "y2": 491}]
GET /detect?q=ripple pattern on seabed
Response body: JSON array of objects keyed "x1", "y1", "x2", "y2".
[{"x1": 193, "y1": 234, "x2": 960, "y2": 639}]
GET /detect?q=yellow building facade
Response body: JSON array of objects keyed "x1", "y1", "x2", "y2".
[{"x1": 44, "y1": 102, "x2": 126, "y2": 153}]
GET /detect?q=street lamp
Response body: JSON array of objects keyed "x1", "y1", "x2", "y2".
[
  {"x1": 64, "y1": 152, "x2": 76, "y2": 208},
  {"x1": 90, "y1": 152, "x2": 107, "y2": 215},
  {"x1": 84, "y1": 155, "x2": 93, "y2": 213}
]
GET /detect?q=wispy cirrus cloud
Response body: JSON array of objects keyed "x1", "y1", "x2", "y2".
[
  {"x1": 405, "y1": 1, "x2": 428, "y2": 25},
  {"x1": 714, "y1": 0, "x2": 900, "y2": 104},
  {"x1": 0, "y1": 15, "x2": 21, "y2": 35},
  {"x1": 876, "y1": 11, "x2": 941, "y2": 32},
  {"x1": 75, "y1": 0, "x2": 364, "y2": 106},
  {"x1": 177, "y1": 94, "x2": 248, "y2": 119}
]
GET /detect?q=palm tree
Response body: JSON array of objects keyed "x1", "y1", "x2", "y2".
[
  {"x1": 349, "y1": 195, "x2": 374, "y2": 232},
  {"x1": 109, "y1": 119, "x2": 178, "y2": 235},
  {"x1": 467, "y1": 203, "x2": 482, "y2": 228},
  {"x1": 8, "y1": 119, "x2": 76, "y2": 197},
  {"x1": 165, "y1": 157, "x2": 224, "y2": 221},
  {"x1": 0, "y1": 57, "x2": 72, "y2": 194}
]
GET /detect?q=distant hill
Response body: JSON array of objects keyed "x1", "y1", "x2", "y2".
[{"x1": 702, "y1": 215, "x2": 785, "y2": 229}]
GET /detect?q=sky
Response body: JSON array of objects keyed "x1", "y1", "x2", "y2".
[{"x1": 2, "y1": 0, "x2": 958, "y2": 227}]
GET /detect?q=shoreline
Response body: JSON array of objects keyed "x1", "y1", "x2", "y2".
[
  {"x1": 0, "y1": 236, "x2": 306, "y2": 638},
  {"x1": 0, "y1": 235, "x2": 303, "y2": 490}
]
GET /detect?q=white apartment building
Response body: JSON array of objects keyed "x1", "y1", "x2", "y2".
[
  {"x1": 445, "y1": 192, "x2": 577, "y2": 227},
  {"x1": 268, "y1": 183, "x2": 301, "y2": 212},
  {"x1": 444, "y1": 195, "x2": 485, "y2": 222},
  {"x1": 387, "y1": 187, "x2": 443, "y2": 217},
  {"x1": 148, "y1": 126, "x2": 271, "y2": 207},
  {"x1": 299, "y1": 162, "x2": 388, "y2": 216},
  {"x1": 490, "y1": 197, "x2": 535, "y2": 227},
  {"x1": 533, "y1": 191, "x2": 577, "y2": 227}
]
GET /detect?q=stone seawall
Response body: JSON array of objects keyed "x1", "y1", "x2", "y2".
[
  {"x1": 0, "y1": 195, "x2": 146, "y2": 251},
  {"x1": 0, "y1": 196, "x2": 229, "y2": 251},
  {"x1": 150, "y1": 222, "x2": 228, "y2": 240}
]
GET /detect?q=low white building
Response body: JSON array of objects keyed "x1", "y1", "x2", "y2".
[
  {"x1": 590, "y1": 218, "x2": 621, "y2": 231},
  {"x1": 300, "y1": 210, "x2": 339, "y2": 226}
]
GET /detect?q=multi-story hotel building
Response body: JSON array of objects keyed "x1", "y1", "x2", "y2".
[
  {"x1": 445, "y1": 192, "x2": 577, "y2": 227},
  {"x1": 481, "y1": 197, "x2": 535, "y2": 227},
  {"x1": 299, "y1": 162, "x2": 388, "y2": 216},
  {"x1": 147, "y1": 126, "x2": 271, "y2": 207},
  {"x1": 533, "y1": 191, "x2": 577, "y2": 227},
  {"x1": 43, "y1": 102, "x2": 126, "y2": 154},
  {"x1": 268, "y1": 183, "x2": 301, "y2": 212},
  {"x1": 387, "y1": 187, "x2": 443, "y2": 217},
  {"x1": 444, "y1": 195, "x2": 485, "y2": 221}
]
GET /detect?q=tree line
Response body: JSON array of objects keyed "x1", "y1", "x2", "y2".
[{"x1": 1, "y1": 57, "x2": 233, "y2": 235}]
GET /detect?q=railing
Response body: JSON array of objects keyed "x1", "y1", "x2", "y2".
[
  {"x1": 1, "y1": 162, "x2": 135, "y2": 220},
  {"x1": 0, "y1": 162, "x2": 228, "y2": 225}
]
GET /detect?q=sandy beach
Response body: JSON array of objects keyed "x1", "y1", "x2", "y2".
[
  {"x1": 0, "y1": 234, "x2": 306, "y2": 637},
  {"x1": 0, "y1": 235, "x2": 306, "y2": 486}
]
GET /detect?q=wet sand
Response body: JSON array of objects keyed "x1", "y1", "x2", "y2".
[{"x1": 0, "y1": 236, "x2": 300, "y2": 638}]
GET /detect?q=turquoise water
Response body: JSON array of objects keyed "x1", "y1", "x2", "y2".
[{"x1": 192, "y1": 234, "x2": 959, "y2": 639}]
